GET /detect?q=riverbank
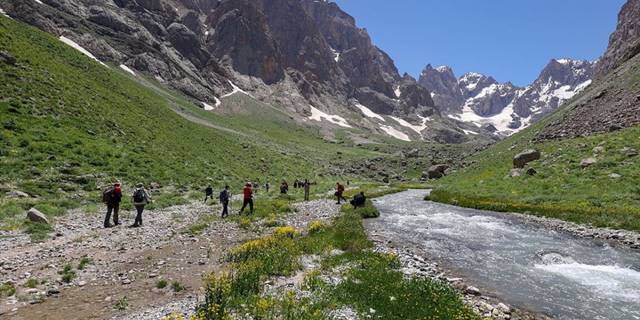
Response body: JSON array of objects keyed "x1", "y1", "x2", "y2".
[{"x1": 427, "y1": 191, "x2": 640, "y2": 250}]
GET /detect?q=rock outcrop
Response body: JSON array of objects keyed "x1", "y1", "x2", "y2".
[
  {"x1": 513, "y1": 149, "x2": 541, "y2": 169},
  {"x1": 595, "y1": 0, "x2": 640, "y2": 78}
]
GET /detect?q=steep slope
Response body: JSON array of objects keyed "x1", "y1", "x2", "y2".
[
  {"x1": 419, "y1": 59, "x2": 595, "y2": 135},
  {"x1": 0, "y1": 15, "x2": 377, "y2": 216},
  {"x1": 0, "y1": 0, "x2": 475, "y2": 144},
  {"x1": 428, "y1": 0, "x2": 640, "y2": 231}
]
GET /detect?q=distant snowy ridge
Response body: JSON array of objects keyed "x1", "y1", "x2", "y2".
[{"x1": 419, "y1": 59, "x2": 596, "y2": 135}]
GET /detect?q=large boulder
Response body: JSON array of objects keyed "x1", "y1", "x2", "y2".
[
  {"x1": 513, "y1": 149, "x2": 541, "y2": 168},
  {"x1": 27, "y1": 208, "x2": 49, "y2": 224},
  {"x1": 427, "y1": 164, "x2": 449, "y2": 179}
]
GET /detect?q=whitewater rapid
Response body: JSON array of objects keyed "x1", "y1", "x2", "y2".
[{"x1": 367, "y1": 190, "x2": 640, "y2": 320}]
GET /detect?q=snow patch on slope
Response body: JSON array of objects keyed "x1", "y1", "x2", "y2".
[
  {"x1": 330, "y1": 48, "x2": 341, "y2": 62},
  {"x1": 308, "y1": 106, "x2": 352, "y2": 128},
  {"x1": 119, "y1": 64, "x2": 136, "y2": 76},
  {"x1": 202, "y1": 102, "x2": 214, "y2": 111},
  {"x1": 380, "y1": 125, "x2": 411, "y2": 141},
  {"x1": 221, "y1": 81, "x2": 253, "y2": 98},
  {"x1": 390, "y1": 116, "x2": 427, "y2": 134},
  {"x1": 0, "y1": 7, "x2": 8, "y2": 18},
  {"x1": 449, "y1": 102, "x2": 522, "y2": 134},
  {"x1": 394, "y1": 86, "x2": 402, "y2": 98},
  {"x1": 59, "y1": 36, "x2": 107, "y2": 66},
  {"x1": 354, "y1": 102, "x2": 385, "y2": 121}
]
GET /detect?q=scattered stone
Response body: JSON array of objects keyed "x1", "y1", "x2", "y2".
[
  {"x1": 592, "y1": 146, "x2": 605, "y2": 154},
  {"x1": 464, "y1": 286, "x2": 481, "y2": 295},
  {"x1": 427, "y1": 164, "x2": 449, "y2": 179},
  {"x1": 509, "y1": 169, "x2": 522, "y2": 177},
  {"x1": 609, "y1": 173, "x2": 622, "y2": 179},
  {"x1": 121, "y1": 279, "x2": 131, "y2": 285},
  {"x1": 0, "y1": 50, "x2": 16, "y2": 65},
  {"x1": 526, "y1": 168, "x2": 537, "y2": 176},
  {"x1": 580, "y1": 157, "x2": 597, "y2": 168},
  {"x1": 6, "y1": 190, "x2": 30, "y2": 198},
  {"x1": 26, "y1": 208, "x2": 49, "y2": 224},
  {"x1": 513, "y1": 149, "x2": 541, "y2": 168}
]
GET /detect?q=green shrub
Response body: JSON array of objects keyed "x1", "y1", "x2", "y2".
[
  {"x1": 171, "y1": 281, "x2": 185, "y2": 293},
  {"x1": 156, "y1": 279, "x2": 168, "y2": 289},
  {"x1": 0, "y1": 282, "x2": 16, "y2": 297}
]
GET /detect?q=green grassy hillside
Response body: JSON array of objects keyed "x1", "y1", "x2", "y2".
[
  {"x1": 431, "y1": 56, "x2": 640, "y2": 231},
  {"x1": 0, "y1": 17, "x2": 377, "y2": 228}
]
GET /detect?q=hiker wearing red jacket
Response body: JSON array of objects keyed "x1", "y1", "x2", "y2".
[
  {"x1": 335, "y1": 182, "x2": 346, "y2": 204},
  {"x1": 102, "y1": 182, "x2": 122, "y2": 228},
  {"x1": 239, "y1": 182, "x2": 254, "y2": 214}
]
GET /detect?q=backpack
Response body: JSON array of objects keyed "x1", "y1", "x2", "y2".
[
  {"x1": 102, "y1": 187, "x2": 114, "y2": 203},
  {"x1": 219, "y1": 190, "x2": 229, "y2": 203},
  {"x1": 338, "y1": 184, "x2": 345, "y2": 192},
  {"x1": 133, "y1": 188, "x2": 146, "y2": 203}
]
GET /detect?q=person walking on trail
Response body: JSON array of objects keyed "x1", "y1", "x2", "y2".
[
  {"x1": 335, "y1": 182, "x2": 346, "y2": 204},
  {"x1": 219, "y1": 185, "x2": 231, "y2": 218},
  {"x1": 280, "y1": 180, "x2": 289, "y2": 194},
  {"x1": 265, "y1": 182, "x2": 270, "y2": 193},
  {"x1": 303, "y1": 179, "x2": 312, "y2": 201},
  {"x1": 103, "y1": 182, "x2": 122, "y2": 228},
  {"x1": 239, "y1": 182, "x2": 254, "y2": 214},
  {"x1": 130, "y1": 183, "x2": 151, "y2": 228},
  {"x1": 204, "y1": 185, "x2": 214, "y2": 204}
]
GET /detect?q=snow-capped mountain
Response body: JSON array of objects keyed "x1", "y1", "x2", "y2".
[{"x1": 418, "y1": 59, "x2": 596, "y2": 135}]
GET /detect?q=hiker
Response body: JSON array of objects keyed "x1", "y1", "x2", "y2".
[
  {"x1": 219, "y1": 185, "x2": 231, "y2": 218},
  {"x1": 335, "y1": 182, "x2": 346, "y2": 204},
  {"x1": 102, "y1": 182, "x2": 122, "y2": 228},
  {"x1": 350, "y1": 192, "x2": 366, "y2": 209},
  {"x1": 254, "y1": 180, "x2": 260, "y2": 195},
  {"x1": 303, "y1": 179, "x2": 312, "y2": 201},
  {"x1": 293, "y1": 179, "x2": 299, "y2": 189},
  {"x1": 130, "y1": 183, "x2": 151, "y2": 228},
  {"x1": 265, "y1": 182, "x2": 270, "y2": 193},
  {"x1": 280, "y1": 180, "x2": 289, "y2": 194},
  {"x1": 347, "y1": 180, "x2": 350, "y2": 186},
  {"x1": 239, "y1": 182, "x2": 254, "y2": 214},
  {"x1": 204, "y1": 185, "x2": 214, "y2": 204}
]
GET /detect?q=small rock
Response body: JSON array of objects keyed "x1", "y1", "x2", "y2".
[
  {"x1": 77, "y1": 281, "x2": 87, "y2": 287},
  {"x1": 496, "y1": 303, "x2": 511, "y2": 314},
  {"x1": 513, "y1": 149, "x2": 541, "y2": 169},
  {"x1": 526, "y1": 168, "x2": 537, "y2": 176},
  {"x1": 592, "y1": 146, "x2": 605, "y2": 154},
  {"x1": 580, "y1": 157, "x2": 597, "y2": 168},
  {"x1": 121, "y1": 279, "x2": 131, "y2": 285},
  {"x1": 609, "y1": 173, "x2": 622, "y2": 179},
  {"x1": 464, "y1": 286, "x2": 481, "y2": 295},
  {"x1": 26, "y1": 208, "x2": 49, "y2": 224},
  {"x1": 5, "y1": 190, "x2": 29, "y2": 198},
  {"x1": 509, "y1": 169, "x2": 522, "y2": 177}
]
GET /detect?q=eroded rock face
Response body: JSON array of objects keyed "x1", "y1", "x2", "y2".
[{"x1": 595, "y1": 0, "x2": 640, "y2": 78}]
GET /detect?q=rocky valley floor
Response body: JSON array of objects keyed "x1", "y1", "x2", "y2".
[{"x1": 0, "y1": 199, "x2": 341, "y2": 319}]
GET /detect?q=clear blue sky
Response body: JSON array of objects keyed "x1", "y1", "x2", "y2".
[{"x1": 334, "y1": 0, "x2": 625, "y2": 86}]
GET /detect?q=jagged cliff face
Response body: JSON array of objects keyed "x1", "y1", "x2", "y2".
[
  {"x1": 1, "y1": 0, "x2": 459, "y2": 142},
  {"x1": 595, "y1": 0, "x2": 640, "y2": 78},
  {"x1": 418, "y1": 59, "x2": 595, "y2": 135}
]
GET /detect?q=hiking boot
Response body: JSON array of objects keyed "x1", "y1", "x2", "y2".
[
  {"x1": 104, "y1": 224, "x2": 114, "y2": 228},
  {"x1": 128, "y1": 224, "x2": 140, "y2": 228}
]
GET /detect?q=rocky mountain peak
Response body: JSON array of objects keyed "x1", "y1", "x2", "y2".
[
  {"x1": 595, "y1": 0, "x2": 640, "y2": 78},
  {"x1": 418, "y1": 58, "x2": 595, "y2": 136}
]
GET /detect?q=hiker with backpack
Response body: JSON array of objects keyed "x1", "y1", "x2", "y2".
[
  {"x1": 239, "y1": 182, "x2": 254, "y2": 215},
  {"x1": 102, "y1": 182, "x2": 122, "y2": 228},
  {"x1": 335, "y1": 182, "x2": 346, "y2": 204},
  {"x1": 204, "y1": 185, "x2": 214, "y2": 204},
  {"x1": 219, "y1": 185, "x2": 231, "y2": 218},
  {"x1": 350, "y1": 192, "x2": 366, "y2": 209},
  {"x1": 265, "y1": 182, "x2": 270, "y2": 193},
  {"x1": 280, "y1": 180, "x2": 289, "y2": 194},
  {"x1": 130, "y1": 183, "x2": 151, "y2": 228}
]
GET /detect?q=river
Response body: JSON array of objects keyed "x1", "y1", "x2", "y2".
[{"x1": 367, "y1": 190, "x2": 640, "y2": 320}]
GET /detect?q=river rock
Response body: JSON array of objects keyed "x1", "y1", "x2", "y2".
[
  {"x1": 513, "y1": 149, "x2": 541, "y2": 168},
  {"x1": 26, "y1": 208, "x2": 49, "y2": 224},
  {"x1": 464, "y1": 286, "x2": 481, "y2": 295},
  {"x1": 427, "y1": 164, "x2": 449, "y2": 179},
  {"x1": 580, "y1": 157, "x2": 597, "y2": 168}
]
